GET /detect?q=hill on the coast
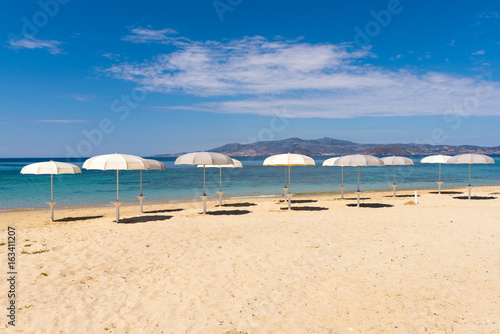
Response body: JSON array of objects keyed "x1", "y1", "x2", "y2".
[{"x1": 154, "y1": 137, "x2": 500, "y2": 157}]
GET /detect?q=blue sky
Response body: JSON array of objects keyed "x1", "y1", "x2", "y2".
[{"x1": 1, "y1": 0, "x2": 500, "y2": 157}]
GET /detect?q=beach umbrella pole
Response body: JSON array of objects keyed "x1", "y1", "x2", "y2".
[
  {"x1": 392, "y1": 165, "x2": 397, "y2": 197},
  {"x1": 339, "y1": 166, "x2": 345, "y2": 199},
  {"x1": 217, "y1": 167, "x2": 224, "y2": 207},
  {"x1": 357, "y1": 166, "x2": 361, "y2": 208},
  {"x1": 282, "y1": 166, "x2": 289, "y2": 198},
  {"x1": 200, "y1": 165, "x2": 208, "y2": 214},
  {"x1": 468, "y1": 164, "x2": 472, "y2": 199},
  {"x1": 112, "y1": 170, "x2": 121, "y2": 223},
  {"x1": 47, "y1": 173, "x2": 57, "y2": 221},
  {"x1": 437, "y1": 163, "x2": 443, "y2": 194},
  {"x1": 137, "y1": 170, "x2": 146, "y2": 213}
]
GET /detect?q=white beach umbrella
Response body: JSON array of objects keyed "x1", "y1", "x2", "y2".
[
  {"x1": 135, "y1": 159, "x2": 167, "y2": 213},
  {"x1": 381, "y1": 156, "x2": 414, "y2": 197},
  {"x1": 175, "y1": 152, "x2": 233, "y2": 213},
  {"x1": 198, "y1": 158, "x2": 243, "y2": 206},
  {"x1": 447, "y1": 154, "x2": 495, "y2": 199},
  {"x1": 334, "y1": 154, "x2": 385, "y2": 207},
  {"x1": 323, "y1": 157, "x2": 346, "y2": 198},
  {"x1": 83, "y1": 153, "x2": 150, "y2": 222},
  {"x1": 21, "y1": 160, "x2": 81, "y2": 221},
  {"x1": 420, "y1": 155, "x2": 452, "y2": 193},
  {"x1": 263, "y1": 153, "x2": 315, "y2": 210}
]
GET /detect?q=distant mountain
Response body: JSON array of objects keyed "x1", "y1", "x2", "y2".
[
  {"x1": 363, "y1": 146, "x2": 412, "y2": 155},
  {"x1": 153, "y1": 137, "x2": 500, "y2": 157}
]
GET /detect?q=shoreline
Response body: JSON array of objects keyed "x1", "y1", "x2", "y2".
[{"x1": 2, "y1": 183, "x2": 499, "y2": 213}]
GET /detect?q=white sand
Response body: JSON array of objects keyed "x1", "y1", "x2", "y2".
[{"x1": 1, "y1": 186, "x2": 499, "y2": 333}]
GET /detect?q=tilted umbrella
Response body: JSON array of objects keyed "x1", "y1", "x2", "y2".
[
  {"x1": 381, "y1": 156, "x2": 414, "y2": 197},
  {"x1": 198, "y1": 158, "x2": 243, "y2": 206},
  {"x1": 263, "y1": 153, "x2": 316, "y2": 210},
  {"x1": 322, "y1": 157, "x2": 346, "y2": 198},
  {"x1": 175, "y1": 152, "x2": 233, "y2": 214},
  {"x1": 334, "y1": 154, "x2": 385, "y2": 207},
  {"x1": 136, "y1": 159, "x2": 167, "y2": 213},
  {"x1": 447, "y1": 153, "x2": 495, "y2": 199},
  {"x1": 83, "y1": 153, "x2": 150, "y2": 222},
  {"x1": 21, "y1": 160, "x2": 81, "y2": 221},
  {"x1": 420, "y1": 155, "x2": 452, "y2": 194}
]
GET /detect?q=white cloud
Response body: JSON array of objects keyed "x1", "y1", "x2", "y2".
[
  {"x1": 472, "y1": 49, "x2": 485, "y2": 55},
  {"x1": 121, "y1": 27, "x2": 183, "y2": 44},
  {"x1": 106, "y1": 29, "x2": 500, "y2": 119},
  {"x1": 6, "y1": 36, "x2": 63, "y2": 55}
]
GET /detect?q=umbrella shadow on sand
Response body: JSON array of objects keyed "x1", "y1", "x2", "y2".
[
  {"x1": 56, "y1": 215, "x2": 104, "y2": 222},
  {"x1": 453, "y1": 196, "x2": 497, "y2": 200},
  {"x1": 383, "y1": 194, "x2": 420, "y2": 198},
  {"x1": 429, "y1": 191, "x2": 463, "y2": 195},
  {"x1": 278, "y1": 199, "x2": 318, "y2": 204},
  {"x1": 205, "y1": 210, "x2": 251, "y2": 215},
  {"x1": 143, "y1": 208, "x2": 184, "y2": 214},
  {"x1": 343, "y1": 197, "x2": 371, "y2": 201},
  {"x1": 216, "y1": 202, "x2": 257, "y2": 207},
  {"x1": 280, "y1": 206, "x2": 328, "y2": 211},
  {"x1": 118, "y1": 215, "x2": 173, "y2": 224},
  {"x1": 346, "y1": 203, "x2": 394, "y2": 208}
]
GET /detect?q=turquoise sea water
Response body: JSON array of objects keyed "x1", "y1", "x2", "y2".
[{"x1": 0, "y1": 156, "x2": 499, "y2": 209}]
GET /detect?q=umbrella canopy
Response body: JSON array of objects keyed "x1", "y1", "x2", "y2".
[
  {"x1": 333, "y1": 154, "x2": 384, "y2": 192},
  {"x1": 381, "y1": 156, "x2": 414, "y2": 196},
  {"x1": 21, "y1": 160, "x2": 81, "y2": 176},
  {"x1": 175, "y1": 151, "x2": 233, "y2": 214},
  {"x1": 264, "y1": 153, "x2": 315, "y2": 209},
  {"x1": 263, "y1": 153, "x2": 315, "y2": 166},
  {"x1": 263, "y1": 153, "x2": 315, "y2": 192},
  {"x1": 420, "y1": 155, "x2": 452, "y2": 164},
  {"x1": 21, "y1": 160, "x2": 81, "y2": 221},
  {"x1": 322, "y1": 157, "x2": 340, "y2": 166},
  {"x1": 175, "y1": 152, "x2": 233, "y2": 193},
  {"x1": 83, "y1": 153, "x2": 150, "y2": 201},
  {"x1": 197, "y1": 158, "x2": 243, "y2": 206},
  {"x1": 21, "y1": 160, "x2": 81, "y2": 202},
  {"x1": 83, "y1": 153, "x2": 149, "y2": 222},
  {"x1": 175, "y1": 151, "x2": 233, "y2": 167},
  {"x1": 83, "y1": 153, "x2": 149, "y2": 172},
  {"x1": 145, "y1": 159, "x2": 167, "y2": 170},
  {"x1": 447, "y1": 154, "x2": 494, "y2": 186},
  {"x1": 447, "y1": 154, "x2": 494, "y2": 165},
  {"x1": 421, "y1": 155, "x2": 452, "y2": 191},
  {"x1": 334, "y1": 154, "x2": 385, "y2": 167}
]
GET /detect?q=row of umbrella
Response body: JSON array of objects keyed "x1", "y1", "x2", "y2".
[
  {"x1": 20, "y1": 151, "x2": 494, "y2": 221},
  {"x1": 21, "y1": 152, "x2": 242, "y2": 221},
  {"x1": 264, "y1": 153, "x2": 495, "y2": 208}
]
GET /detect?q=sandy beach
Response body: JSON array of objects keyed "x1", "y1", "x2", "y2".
[{"x1": 1, "y1": 186, "x2": 499, "y2": 333}]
